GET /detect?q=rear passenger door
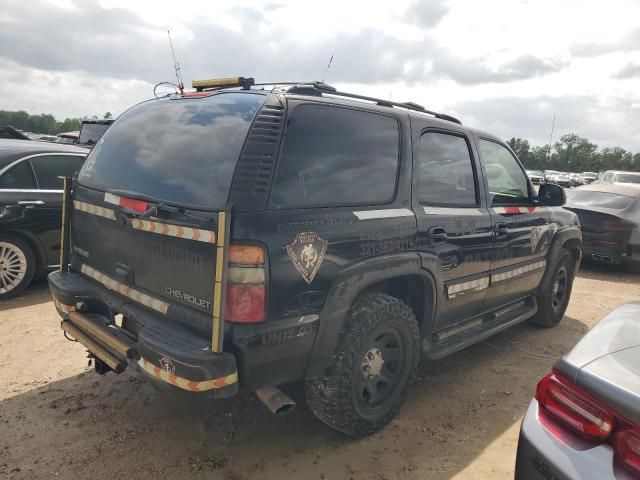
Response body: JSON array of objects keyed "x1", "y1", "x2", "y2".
[
  {"x1": 476, "y1": 138, "x2": 551, "y2": 310},
  {"x1": 413, "y1": 129, "x2": 493, "y2": 331}
]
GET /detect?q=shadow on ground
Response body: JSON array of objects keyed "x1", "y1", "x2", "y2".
[
  {"x1": 0, "y1": 278, "x2": 51, "y2": 312},
  {"x1": 0, "y1": 315, "x2": 588, "y2": 480}
]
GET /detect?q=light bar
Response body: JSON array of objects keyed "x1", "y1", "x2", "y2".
[{"x1": 192, "y1": 76, "x2": 254, "y2": 91}]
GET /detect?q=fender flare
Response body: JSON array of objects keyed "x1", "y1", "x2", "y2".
[
  {"x1": 541, "y1": 225, "x2": 582, "y2": 287},
  {"x1": 304, "y1": 252, "x2": 437, "y2": 378}
]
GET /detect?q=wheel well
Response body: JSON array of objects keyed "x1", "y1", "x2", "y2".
[
  {"x1": 563, "y1": 238, "x2": 581, "y2": 265},
  {"x1": 362, "y1": 275, "x2": 434, "y2": 336}
]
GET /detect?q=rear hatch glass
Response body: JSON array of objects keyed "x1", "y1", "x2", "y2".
[
  {"x1": 567, "y1": 190, "x2": 635, "y2": 210},
  {"x1": 78, "y1": 92, "x2": 266, "y2": 210},
  {"x1": 70, "y1": 92, "x2": 265, "y2": 340}
]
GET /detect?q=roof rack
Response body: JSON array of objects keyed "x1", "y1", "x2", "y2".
[
  {"x1": 189, "y1": 78, "x2": 462, "y2": 124},
  {"x1": 283, "y1": 81, "x2": 462, "y2": 125}
]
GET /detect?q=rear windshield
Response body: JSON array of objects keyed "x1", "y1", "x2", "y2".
[
  {"x1": 78, "y1": 92, "x2": 265, "y2": 210},
  {"x1": 615, "y1": 173, "x2": 640, "y2": 184},
  {"x1": 79, "y1": 123, "x2": 111, "y2": 145},
  {"x1": 568, "y1": 190, "x2": 635, "y2": 210}
]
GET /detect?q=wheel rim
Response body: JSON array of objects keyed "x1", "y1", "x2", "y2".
[
  {"x1": 551, "y1": 265, "x2": 568, "y2": 312},
  {"x1": 355, "y1": 327, "x2": 407, "y2": 415},
  {"x1": 0, "y1": 242, "x2": 27, "y2": 294}
]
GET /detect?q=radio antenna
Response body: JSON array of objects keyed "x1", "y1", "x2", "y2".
[
  {"x1": 167, "y1": 30, "x2": 184, "y2": 93},
  {"x1": 321, "y1": 54, "x2": 334, "y2": 83}
]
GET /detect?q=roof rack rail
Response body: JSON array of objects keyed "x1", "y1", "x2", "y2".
[{"x1": 285, "y1": 82, "x2": 462, "y2": 125}]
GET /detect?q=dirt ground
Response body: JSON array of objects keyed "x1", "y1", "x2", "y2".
[{"x1": 1, "y1": 262, "x2": 638, "y2": 480}]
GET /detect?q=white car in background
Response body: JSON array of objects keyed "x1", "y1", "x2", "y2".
[{"x1": 597, "y1": 170, "x2": 640, "y2": 187}]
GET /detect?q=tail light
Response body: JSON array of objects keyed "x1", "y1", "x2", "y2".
[
  {"x1": 536, "y1": 369, "x2": 640, "y2": 476},
  {"x1": 536, "y1": 372, "x2": 615, "y2": 440},
  {"x1": 225, "y1": 245, "x2": 266, "y2": 323}
]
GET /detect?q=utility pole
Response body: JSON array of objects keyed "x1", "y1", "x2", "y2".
[{"x1": 547, "y1": 113, "x2": 556, "y2": 166}]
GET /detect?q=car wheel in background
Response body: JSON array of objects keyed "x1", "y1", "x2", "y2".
[{"x1": 0, "y1": 235, "x2": 36, "y2": 300}]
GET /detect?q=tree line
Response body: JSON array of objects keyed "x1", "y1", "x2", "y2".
[
  {"x1": 0, "y1": 110, "x2": 113, "y2": 135},
  {"x1": 507, "y1": 134, "x2": 640, "y2": 173}
]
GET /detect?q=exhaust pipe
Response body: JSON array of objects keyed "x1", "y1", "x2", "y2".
[{"x1": 256, "y1": 387, "x2": 296, "y2": 415}]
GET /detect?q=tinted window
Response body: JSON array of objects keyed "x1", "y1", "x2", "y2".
[
  {"x1": 419, "y1": 132, "x2": 477, "y2": 206},
  {"x1": 615, "y1": 173, "x2": 640, "y2": 184},
  {"x1": 567, "y1": 190, "x2": 635, "y2": 210},
  {"x1": 479, "y1": 140, "x2": 529, "y2": 205},
  {"x1": 79, "y1": 123, "x2": 111, "y2": 145},
  {"x1": 270, "y1": 105, "x2": 399, "y2": 208},
  {"x1": 78, "y1": 93, "x2": 265, "y2": 210},
  {"x1": 0, "y1": 161, "x2": 36, "y2": 188},
  {"x1": 31, "y1": 155, "x2": 84, "y2": 189}
]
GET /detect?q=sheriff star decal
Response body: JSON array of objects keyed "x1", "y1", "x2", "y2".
[{"x1": 286, "y1": 232, "x2": 328, "y2": 284}]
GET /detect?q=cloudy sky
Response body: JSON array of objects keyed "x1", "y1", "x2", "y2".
[{"x1": 1, "y1": 0, "x2": 639, "y2": 149}]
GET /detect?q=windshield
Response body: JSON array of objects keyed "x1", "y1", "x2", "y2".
[
  {"x1": 567, "y1": 190, "x2": 635, "y2": 210},
  {"x1": 79, "y1": 123, "x2": 111, "y2": 145},
  {"x1": 615, "y1": 173, "x2": 640, "y2": 184},
  {"x1": 78, "y1": 92, "x2": 266, "y2": 210}
]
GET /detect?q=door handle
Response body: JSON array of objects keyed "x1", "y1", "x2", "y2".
[
  {"x1": 494, "y1": 222, "x2": 509, "y2": 239},
  {"x1": 17, "y1": 200, "x2": 45, "y2": 207},
  {"x1": 428, "y1": 226, "x2": 448, "y2": 244}
]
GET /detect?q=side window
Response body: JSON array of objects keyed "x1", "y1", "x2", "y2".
[
  {"x1": 0, "y1": 161, "x2": 36, "y2": 189},
  {"x1": 30, "y1": 155, "x2": 84, "y2": 190},
  {"x1": 270, "y1": 105, "x2": 400, "y2": 208},
  {"x1": 419, "y1": 131, "x2": 477, "y2": 206},
  {"x1": 478, "y1": 140, "x2": 529, "y2": 205}
]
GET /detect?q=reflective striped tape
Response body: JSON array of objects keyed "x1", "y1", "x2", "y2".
[
  {"x1": 353, "y1": 208, "x2": 414, "y2": 220},
  {"x1": 491, "y1": 260, "x2": 546, "y2": 283},
  {"x1": 81, "y1": 264, "x2": 169, "y2": 315},
  {"x1": 73, "y1": 200, "x2": 116, "y2": 220},
  {"x1": 138, "y1": 358, "x2": 237, "y2": 392},
  {"x1": 493, "y1": 206, "x2": 546, "y2": 215},
  {"x1": 130, "y1": 218, "x2": 216, "y2": 244},
  {"x1": 104, "y1": 192, "x2": 148, "y2": 213},
  {"x1": 447, "y1": 277, "x2": 490, "y2": 299},
  {"x1": 53, "y1": 297, "x2": 75, "y2": 313}
]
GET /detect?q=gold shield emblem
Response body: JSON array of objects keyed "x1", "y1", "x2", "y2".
[{"x1": 286, "y1": 232, "x2": 328, "y2": 284}]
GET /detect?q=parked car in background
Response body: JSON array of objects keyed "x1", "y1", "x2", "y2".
[
  {"x1": 78, "y1": 119, "x2": 113, "y2": 146},
  {"x1": 597, "y1": 170, "x2": 640, "y2": 187},
  {"x1": 543, "y1": 170, "x2": 558, "y2": 183},
  {"x1": 526, "y1": 170, "x2": 544, "y2": 184},
  {"x1": 0, "y1": 139, "x2": 88, "y2": 299},
  {"x1": 565, "y1": 184, "x2": 640, "y2": 270},
  {"x1": 515, "y1": 302, "x2": 640, "y2": 479},
  {"x1": 582, "y1": 171, "x2": 598, "y2": 184},
  {"x1": 55, "y1": 131, "x2": 79, "y2": 145},
  {"x1": 0, "y1": 126, "x2": 30, "y2": 141},
  {"x1": 569, "y1": 173, "x2": 583, "y2": 187},
  {"x1": 552, "y1": 172, "x2": 572, "y2": 188}
]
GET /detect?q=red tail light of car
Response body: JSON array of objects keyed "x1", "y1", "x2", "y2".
[
  {"x1": 536, "y1": 371, "x2": 615, "y2": 441},
  {"x1": 536, "y1": 369, "x2": 640, "y2": 476},
  {"x1": 224, "y1": 245, "x2": 267, "y2": 324}
]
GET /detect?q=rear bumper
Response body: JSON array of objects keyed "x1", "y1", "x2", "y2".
[
  {"x1": 49, "y1": 270, "x2": 238, "y2": 398},
  {"x1": 48, "y1": 270, "x2": 319, "y2": 394},
  {"x1": 580, "y1": 237, "x2": 640, "y2": 268},
  {"x1": 515, "y1": 400, "x2": 634, "y2": 479}
]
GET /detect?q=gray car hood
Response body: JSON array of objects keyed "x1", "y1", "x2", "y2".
[{"x1": 556, "y1": 302, "x2": 640, "y2": 425}]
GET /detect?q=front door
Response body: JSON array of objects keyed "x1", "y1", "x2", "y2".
[
  {"x1": 476, "y1": 138, "x2": 553, "y2": 310},
  {"x1": 413, "y1": 129, "x2": 493, "y2": 332}
]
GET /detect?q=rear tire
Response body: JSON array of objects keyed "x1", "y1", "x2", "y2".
[
  {"x1": 0, "y1": 235, "x2": 36, "y2": 300},
  {"x1": 305, "y1": 292, "x2": 420, "y2": 437},
  {"x1": 528, "y1": 248, "x2": 575, "y2": 328}
]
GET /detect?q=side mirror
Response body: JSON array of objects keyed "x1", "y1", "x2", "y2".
[{"x1": 538, "y1": 183, "x2": 566, "y2": 206}]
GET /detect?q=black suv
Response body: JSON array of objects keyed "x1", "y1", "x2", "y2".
[{"x1": 48, "y1": 78, "x2": 581, "y2": 436}]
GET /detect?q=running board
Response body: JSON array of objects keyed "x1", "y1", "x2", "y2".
[{"x1": 422, "y1": 296, "x2": 538, "y2": 360}]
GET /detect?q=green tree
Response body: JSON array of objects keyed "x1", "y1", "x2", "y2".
[
  {"x1": 104, "y1": 112, "x2": 113, "y2": 119},
  {"x1": 553, "y1": 134, "x2": 598, "y2": 172}
]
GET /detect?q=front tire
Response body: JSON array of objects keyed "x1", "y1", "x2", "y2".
[
  {"x1": 0, "y1": 235, "x2": 36, "y2": 300},
  {"x1": 529, "y1": 248, "x2": 575, "y2": 328},
  {"x1": 306, "y1": 292, "x2": 420, "y2": 437}
]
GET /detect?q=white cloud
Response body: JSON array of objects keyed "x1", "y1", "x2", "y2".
[{"x1": 1, "y1": 0, "x2": 640, "y2": 150}]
